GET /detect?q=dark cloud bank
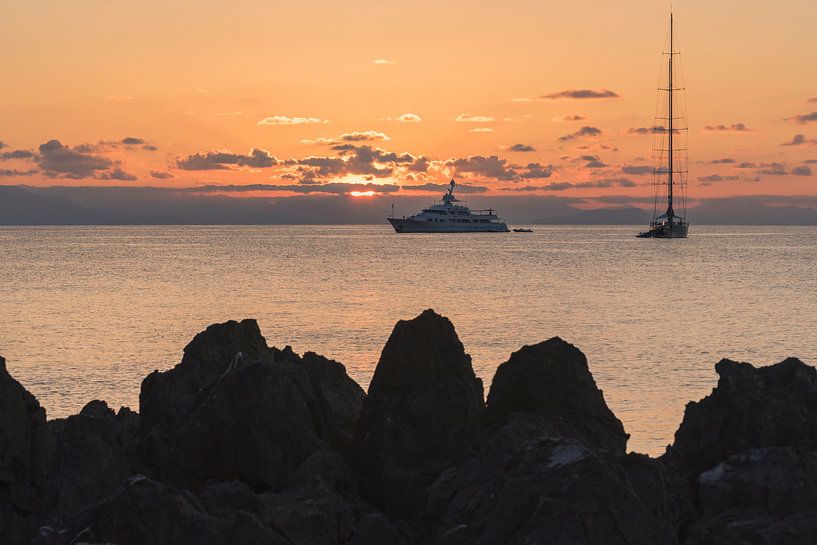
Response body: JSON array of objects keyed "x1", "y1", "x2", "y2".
[{"x1": 2, "y1": 185, "x2": 817, "y2": 225}]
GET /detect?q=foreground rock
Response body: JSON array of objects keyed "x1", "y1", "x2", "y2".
[
  {"x1": 43, "y1": 400, "x2": 140, "y2": 519},
  {"x1": 425, "y1": 337, "x2": 680, "y2": 545},
  {"x1": 0, "y1": 356, "x2": 54, "y2": 544},
  {"x1": 0, "y1": 312, "x2": 816, "y2": 545},
  {"x1": 668, "y1": 357, "x2": 817, "y2": 477},
  {"x1": 663, "y1": 357, "x2": 817, "y2": 544},
  {"x1": 484, "y1": 337, "x2": 629, "y2": 454},
  {"x1": 353, "y1": 310, "x2": 484, "y2": 517},
  {"x1": 137, "y1": 319, "x2": 365, "y2": 491}
]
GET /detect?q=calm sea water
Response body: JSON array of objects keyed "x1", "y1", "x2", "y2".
[{"x1": 1, "y1": 225, "x2": 815, "y2": 455}]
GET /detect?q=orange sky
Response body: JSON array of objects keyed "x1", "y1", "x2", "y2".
[{"x1": 2, "y1": 0, "x2": 816, "y2": 203}]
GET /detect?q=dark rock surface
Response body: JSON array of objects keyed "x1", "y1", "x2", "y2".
[
  {"x1": 0, "y1": 355, "x2": 55, "y2": 544},
  {"x1": 484, "y1": 337, "x2": 629, "y2": 454},
  {"x1": 665, "y1": 358, "x2": 817, "y2": 544},
  {"x1": 137, "y1": 321, "x2": 364, "y2": 491},
  {"x1": 138, "y1": 319, "x2": 270, "y2": 440},
  {"x1": 35, "y1": 475, "x2": 231, "y2": 545},
  {"x1": 353, "y1": 309, "x2": 484, "y2": 517},
  {"x1": 1, "y1": 312, "x2": 816, "y2": 545},
  {"x1": 668, "y1": 357, "x2": 817, "y2": 477},
  {"x1": 43, "y1": 400, "x2": 140, "y2": 519}
]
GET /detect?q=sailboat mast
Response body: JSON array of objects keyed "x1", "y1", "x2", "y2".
[{"x1": 667, "y1": 13, "x2": 674, "y2": 220}]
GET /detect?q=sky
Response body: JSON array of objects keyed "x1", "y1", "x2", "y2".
[{"x1": 2, "y1": 0, "x2": 816, "y2": 210}]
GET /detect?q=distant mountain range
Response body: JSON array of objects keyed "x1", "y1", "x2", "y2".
[{"x1": 2, "y1": 185, "x2": 817, "y2": 225}]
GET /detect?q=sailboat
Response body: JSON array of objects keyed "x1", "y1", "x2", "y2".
[{"x1": 637, "y1": 13, "x2": 689, "y2": 239}]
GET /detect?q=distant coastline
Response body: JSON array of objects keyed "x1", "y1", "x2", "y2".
[{"x1": 2, "y1": 185, "x2": 817, "y2": 225}]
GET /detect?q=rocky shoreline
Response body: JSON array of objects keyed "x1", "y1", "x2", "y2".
[{"x1": 1, "y1": 309, "x2": 816, "y2": 544}]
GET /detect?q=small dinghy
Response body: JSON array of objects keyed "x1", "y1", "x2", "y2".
[{"x1": 513, "y1": 228, "x2": 533, "y2": 233}]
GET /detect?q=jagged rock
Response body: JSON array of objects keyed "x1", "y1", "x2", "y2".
[
  {"x1": 682, "y1": 447, "x2": 817, "y2": 544},
  {"x1": 137, "y1": 320, "x2": 364, "y2": 492},
  {"x1": 484, "y1": 337, "x2": 629, "y2": 454},
  {"x1": 667, "y1": 358, "x2": 817, "y2": 477},
  {"x1": 302, "y1": 351, "x2": 366, "y2": 455},
  {"x1": 44, "y1": 400, "x2": 140, "y2": 518},
  {"x1": 35, "y1": 475, "x2": 230, "y2": 545},
  {"x1": 139, "y1": 319, "x2": 270, "y2": 437},
  {"x1": 425, "y1": 414, "x2": 681, "y2": 545},
  {"x1": 0, "y1": 355, "x2": 55, "y2": 543},
  {"x1": 166, "y1": 351, "x2": 325, "y2": 490},
  {"x1": 353, "y1": 309, "x2": 484, "y2": 517}
]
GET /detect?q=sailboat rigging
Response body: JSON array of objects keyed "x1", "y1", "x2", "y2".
[{"x1": 638, "y1": 13, "x2": 690, "y2": 239}]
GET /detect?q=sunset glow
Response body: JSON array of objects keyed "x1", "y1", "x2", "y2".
[{"x1": 1, "y1": 0, "x2": 815, "y2": 212}]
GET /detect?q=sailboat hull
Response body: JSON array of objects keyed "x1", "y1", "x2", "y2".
[{"x1": 636, "y1": 224, "x2": 689, "y2": 238}]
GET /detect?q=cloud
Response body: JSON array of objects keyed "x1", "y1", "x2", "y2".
[
  {"x1": 446, "y1": 155, "x2": 517, "y2": 180},
  {"x1": 508, "y1": 143, "x2": 536, "y2": 152},
  {"x1": 291, "y1": 144, "x2": 428, "y2": 181},
  {"x1": 143, "y1": 145, "x2": 158, "y2": 151},
  {"x1": 0, "y1": 168, "x2": 38, "y2": 177},
  {"x1": 558, "y1": 126, "x2": 602, "y2": 142},
  {"x1": 502, "y1": 182, "x2": 574, "y2": 192},
  {"x1": 187, "y1": 182, "x2": 400, "y2": 195},
  {"x1": 757, "y1": 162, "x2": 788, "y2": 176},
  {"x1": 177, "y1": 148, "x2": 278, "y2": 170},
  {"x1": 455, "y1": 114, "x2": 495, "y2": 123},
  {"x1": 150, "y1": 170, "x2": 175, "y2": 179},
  {"x1": 626, "y1": 126, "x2": 664, "y2": 135},
  {"x1": 121, "y1": 136, "x2": 145, "y2": 145},
  {"x1": 786, "y1": 112, "x2": 817, "y2": 124},
  {"x1": 258, "y1": 116, "x2": 326, "y2": 125},
  {"x1": 574, "y1": 178, "x2": 637, "y2": 188},
  {"x1": 782, "y1": 134, "x2": 817, "y2": 146},
  {"x1": 698, "y1": 174, "x2": 741, "y2": 183},
  {"x1": 98, "y1": 168, "x2": 137, "y2": 181},
  {"x1": 0, "y1": 141, "x2": 5, "y2": 149},
  {"x1": 793, "y1": 165, "x2": 813, "y2": 176},
  {"x1": 732, "y1": 162, "x2": 793, "y2": 175},
  {"x1": 580, "y1": 154, "x2": 607, "y2": 168},
  {"x1": 394, "y1": 113, "x2": 422, "y2": 123},
  {"x1": 401, "y1": 182, "x2": 488, "y2": 194},
  {"x1": 1, "y1": 149, "x2": 35, "y2": 160},
  {"x1": 301, "y1": 131, "x2": 391, "y2": 145},
  {"x1": 703, "y1": 123, "x2": 752, "y2": 132},
  {"x1": 553, "y1": 115, "x2": 586, "y2": 122},
  {"x1": 372, "y1": 59, "x2": 395, "y2": 65},
  {"x1": 621, "y1": 164, "x2": 653, "y2": 175},
  {"x1": 340, "y1": 131, "x2": 390, "y2": 142},
  {"x1": 37, "y1": 139, "x2": 114, "y2": 178},
  {"x1": 504, "y1": 177, "x2": 634, "y2": 192},
  {"x1": 469, "y1": 128, "x2": 494, "y2": 133},
  {"x1": 521, "y1": 163, "x2": 553, "y2": 179},
  {"x1": 712, "y1": 158, "x2": 736, "y2": 164},
  {"x1": 515, "y1": 89, "x2": 619, "y2": 101}
]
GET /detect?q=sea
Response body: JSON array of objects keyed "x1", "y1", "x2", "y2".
[{"x1": 1, "y1": 225, "x2": 815, "y2": 456}]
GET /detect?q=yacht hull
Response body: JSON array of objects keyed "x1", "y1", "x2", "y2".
[
  {"x1": 636, "y1": 224, "x2": 689, "y2": 238},
  {"x1": 388, "y1": 218, "x2": 509, "y2": 233}
]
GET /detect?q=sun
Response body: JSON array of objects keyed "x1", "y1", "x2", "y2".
[{"x1": 349, "y1": 190, "x2": 377, "y2": 197}]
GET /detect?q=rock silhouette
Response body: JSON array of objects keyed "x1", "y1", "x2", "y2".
[
  {"x1": 353, "y1": 309, "x2": 484, "y2": 517},
  {"x1": 0, "y1": 311, "x2": 815, "y2": 544},
  {"x1": 484, "y1": 337, "x2": 629, "y2": 454}
]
